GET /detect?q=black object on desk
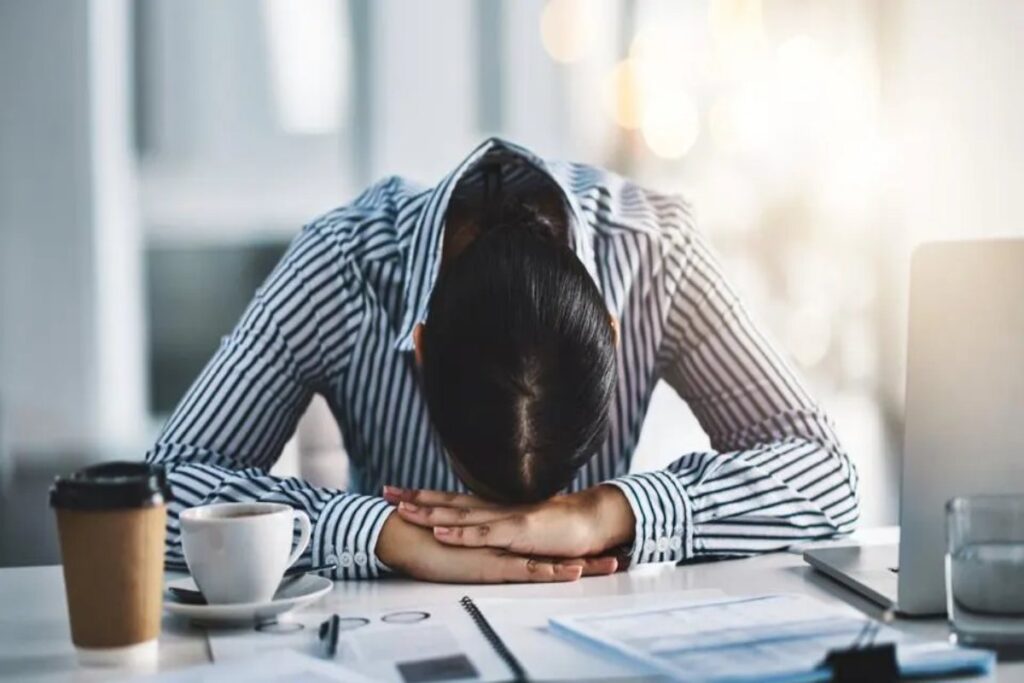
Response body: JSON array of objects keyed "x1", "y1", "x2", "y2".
[
  {"x1": 825, "y1": 643, "x2": 899, "y2": 682},
  {"x1": 459, "y1": 596, "x2": 527, "y2": 683},
  {"x1": 319, "y1": 614, "x2": 341, "y2": 659},
  {"x1": 822, "y1": 617, "x2": 899, "y2": 682},
  {"x1": 318, "y1": 598, "x2": 528, "y2": 682}
]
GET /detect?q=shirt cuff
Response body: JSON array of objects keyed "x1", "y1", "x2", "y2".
[
  {"x1": 313, "y1": 494, "x2": 396, "y2": 580},
  {"x1": 607, "y1": 470, "x2": 692, "y2": 566}
]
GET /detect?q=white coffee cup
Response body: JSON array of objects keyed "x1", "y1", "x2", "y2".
[{"x1": 179, "y1": 502, "x2": 311, "y2": 604}]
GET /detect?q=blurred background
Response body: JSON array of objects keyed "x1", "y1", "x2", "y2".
[{"x1": 2, "y1": 0, "x2": 1022, "y2": 566}]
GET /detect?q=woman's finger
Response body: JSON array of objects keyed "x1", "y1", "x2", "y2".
[
  {"x1": 383, "y1": 486, "x2": 498, "y2": 509},
  {"x1": 499, "y1": 556, "x2": 582, "y2": 583},
  {"x1": 432, "y1": 516, "x2": 526, "y2": 549},
  {"x1": 396, "y1": 501, "x2": 515, "y2": 527},
  {"x1": 580, "y1": 556, "x2": 619, "y2": 576}
]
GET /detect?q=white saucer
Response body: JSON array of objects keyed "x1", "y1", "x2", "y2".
[{"x1": 164, "y1": 575, "x2": 332, "y2": 624}]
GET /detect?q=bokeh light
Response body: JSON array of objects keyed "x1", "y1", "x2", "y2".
[
  {"x1": 708, "y1": 98, "x2": 740, "y2": 153},
  {"x1": 641, "y1": 90, "x2": 700, "y2": 159},
  {"x1": 540, "y1": 0, "x2": 598, "y2": 64},
  {"x1": 708, "y1": 0, "x2": 765, "y2": 79},
  {"x1": 602, "y1": 59, "x2": 644, "y2": 130}
]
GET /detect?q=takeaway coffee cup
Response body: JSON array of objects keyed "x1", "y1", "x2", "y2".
[
  {"x1": 180, "y1": 502, "x2": 311, "y2": 604},
  {"x1": 49, "y1": 461, "x2": 172, "y2": 667}
]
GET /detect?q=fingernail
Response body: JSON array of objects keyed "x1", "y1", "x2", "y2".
[
  {"x1": 399, "y1": 502, "x2": 419, "y2": 512},
  {"x1": 383, "y1": 486, "x2": 403, "y2": 496},
  {"x1": 434, "y1": 526, "x2": 451, "y2": 535}
]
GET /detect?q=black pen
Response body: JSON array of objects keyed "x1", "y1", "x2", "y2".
[{"x1": 318, "y1": 614, "x2": 340, "y2": 659}]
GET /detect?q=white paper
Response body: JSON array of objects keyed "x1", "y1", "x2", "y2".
[
  {"x1": 205, "y1": 589, "x2": 724, "y2": 682},
  {"x1": 473, "y1": 589, "x2": 724, "y2": 680},
  {"x1": 207, "y1": 600, "x2": 510, "y2": 682},
  {"x1": 124, "y1": 650, "x2": 375, "y2": 683},
  {"x1": 551, "y1": 594, "x2": 938, "y2": 683}
]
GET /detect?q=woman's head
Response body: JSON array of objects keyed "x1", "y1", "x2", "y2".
[{"x1": 416, "y1": 196, "x2": 617, "y2": 503}]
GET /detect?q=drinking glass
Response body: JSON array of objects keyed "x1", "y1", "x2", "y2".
[{"x1": 945, "y1": 495, "x2": 1024, "y2": 647}]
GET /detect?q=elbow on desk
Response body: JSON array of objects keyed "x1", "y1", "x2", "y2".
[
  {"x1": 779, "y1": 432, "x2": 861, "y2": 543},
  {"x1": 818, "y1": 439, "x2": 861, "y2": 539}
]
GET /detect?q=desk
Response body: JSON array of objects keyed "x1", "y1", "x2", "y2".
[{"x1": 2, "y1": 541, "x2": 1019, "y2": 681}]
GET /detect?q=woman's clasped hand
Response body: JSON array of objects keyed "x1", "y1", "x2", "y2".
[{"x1": 374, "y1": 485, "x2": 635, "y2": 584}]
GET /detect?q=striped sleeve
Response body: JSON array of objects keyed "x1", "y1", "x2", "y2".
[
  {"x1": 608, "y1": 201, "x2": 860, "y2": 566},
  {"x1": 146, "y1": 223, "x2": 395, "y2": 580}
]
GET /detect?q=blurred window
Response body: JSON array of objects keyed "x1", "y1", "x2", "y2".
[{"x1": 134, "y1": 0, "x2": 358, "y2": 415}]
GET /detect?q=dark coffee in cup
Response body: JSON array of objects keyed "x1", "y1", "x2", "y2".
[{"x1": 50, "y1": 462, "x2": 172, "y2": 667}]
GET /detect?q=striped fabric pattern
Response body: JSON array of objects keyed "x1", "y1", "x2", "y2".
[{"x1": 147, "y1": 137, "x2": 859, "y2": 580}]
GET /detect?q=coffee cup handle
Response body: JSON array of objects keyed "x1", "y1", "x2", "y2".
[{"x1": 286, "y1": 510, "x2": 312, "y2": 568}]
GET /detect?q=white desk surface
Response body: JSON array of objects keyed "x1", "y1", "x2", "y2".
[{"x1": 1, "y1": 528, "x2": 1019, "y2": 682}]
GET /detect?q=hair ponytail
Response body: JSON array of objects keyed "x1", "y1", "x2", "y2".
[{"x1": 422, "y1": 187, "x2": 615, "y2": 503}]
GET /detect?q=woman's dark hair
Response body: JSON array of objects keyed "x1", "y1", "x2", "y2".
[{"x1": 420, "y1": 194, "x2": 617, "y2": 503}]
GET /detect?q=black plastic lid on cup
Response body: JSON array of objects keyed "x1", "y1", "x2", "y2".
[{"x1": 49, "y1": 461, "x2": 173, "y2": 511}]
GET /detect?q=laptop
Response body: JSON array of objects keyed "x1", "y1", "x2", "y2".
[{"x1": 804, "y1": 239, "x2": 1024, "y2": 616}]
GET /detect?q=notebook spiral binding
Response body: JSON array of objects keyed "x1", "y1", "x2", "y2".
[{"x1": 460, "y1": 596, "x2": 528, "y2": 683}]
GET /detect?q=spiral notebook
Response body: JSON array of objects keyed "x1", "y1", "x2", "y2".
[
  {"x1": 457, "y1": 589, "x2": 724, "y2": 680},
  {"x1": 458, "y1": 596, "x2": 527, "y2": 682}
]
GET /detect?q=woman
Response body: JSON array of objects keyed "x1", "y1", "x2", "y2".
[{"x1": 148, "y1": 138, "x2": 859, "y2": 583}]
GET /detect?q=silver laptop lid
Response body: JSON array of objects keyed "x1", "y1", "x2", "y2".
[{"x1": 898, "y1": 240, "x2": 1024, "y2": 615}]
